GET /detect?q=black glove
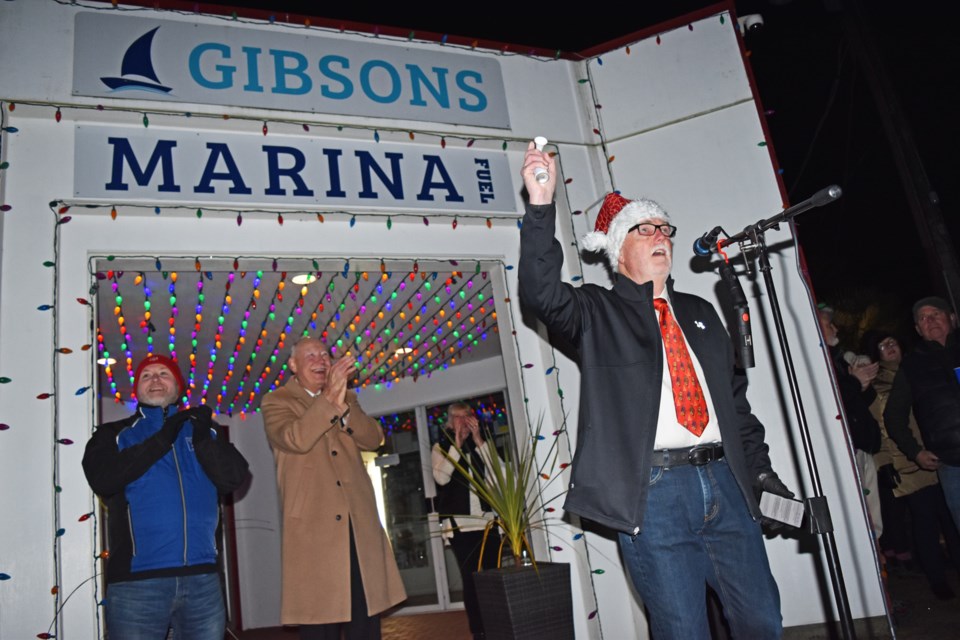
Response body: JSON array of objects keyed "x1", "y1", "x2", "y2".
[
  {"x1": 756, "y1": 471, "x2": 796, "y2": 500},
  {"x1": 755, "y1": 471, "x2": 797, "y2": 532},
  {"x1": 877, "y1": 464, "x2": 901, "y2": 490},
  {"x1": 159, "y1": 409, "x2": 195, "y2": 445},
  {"x1": 185, "y1": 405, "x2": 215, "y2": 443}
]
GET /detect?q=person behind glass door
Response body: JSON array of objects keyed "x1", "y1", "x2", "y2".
[{"x1": 432, "y1": 401, "x2": 502, "y2": 640}]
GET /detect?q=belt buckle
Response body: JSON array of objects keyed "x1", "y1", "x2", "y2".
[{"x1": 688, "y1": 446, "x2": 711, "y2": 466}]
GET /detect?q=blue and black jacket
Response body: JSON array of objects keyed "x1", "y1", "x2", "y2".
[{"x1": 82, "y1": 404, "x2": 249, "y2": 583}]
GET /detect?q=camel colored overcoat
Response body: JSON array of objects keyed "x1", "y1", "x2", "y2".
[{"x1": 261, "y1": 378, "x2": 406, "y2": 624}]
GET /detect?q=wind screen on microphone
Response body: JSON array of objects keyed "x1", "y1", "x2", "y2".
[
  {"x1": 810, "y1": 185, "x2": 842, "y2": 207},
  {"x1": 693, "y1": 226, "x2": 723, "y2": 256}
]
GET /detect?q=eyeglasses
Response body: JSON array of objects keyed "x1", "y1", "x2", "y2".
[
  {"x1": 628, "y1": 222, "x2": 677, "y2": 238},
  {"x1": 877, "y1": 340, "x2": 899, "y2": 351},
  {"x1": 917, "y1": 309, "x2": 947, "y2": 323}
]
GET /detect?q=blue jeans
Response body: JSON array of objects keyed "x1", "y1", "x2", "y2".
[
  {"x1": 618, "y1": 459, "x2": 782, "y2": 640},
  {"x1": 105, "y1": 572, "x2": 225, "y2": 639},
  {"x1": 938, "y1": 463, "x2": 960, "y2": 532}
]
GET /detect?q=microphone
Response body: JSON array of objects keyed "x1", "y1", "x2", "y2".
[
  {"x1": 810, "y1": 184, "x2": 842, "y2": 207},
  {"x1": 693, "y1": 226, "x2": 723, "y2": 256}
]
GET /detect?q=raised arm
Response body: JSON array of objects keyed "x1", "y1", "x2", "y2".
[{"x1": 517, "y1": 141, "x2": 585, "y2": 343}]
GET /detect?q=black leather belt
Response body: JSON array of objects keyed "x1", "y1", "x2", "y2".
[{"x1": 656, "y1": 444, "x2": 724, "y2": 468}]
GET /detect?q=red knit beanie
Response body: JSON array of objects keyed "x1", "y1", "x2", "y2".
[{"x1": 133, "y1": 354, "x2": 185, "y2": 397}]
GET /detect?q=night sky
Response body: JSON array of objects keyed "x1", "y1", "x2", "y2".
[{"x1": 744, "y1": 1, "x2": 960, "y2": 346}]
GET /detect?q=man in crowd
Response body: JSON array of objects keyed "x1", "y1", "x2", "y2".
[
  {"x1": 517, "y1": 142, "x2": 793, "y2": 639},
  {"x1": 885, "y1": 296, "x2": 960, "y2": 530},
  {"x1": 866, "y1": 331, "x2": 960, "y2": 600},
  {"x1": 431, "y1": 401, "x2": 502, "y2": 640},
  {"x1": 261, "y1": 338, "x2": 405, "y2": 640},
  {"x1": 83, "y1": 354, "x2": 249, "y2": 638}
]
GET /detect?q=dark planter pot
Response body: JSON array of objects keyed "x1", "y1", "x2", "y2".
[{"x1": 473, "y1": 562, "x2": 575, "y2": 640}]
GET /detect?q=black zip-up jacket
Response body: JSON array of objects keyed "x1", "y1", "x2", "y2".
[
  {"x1": 827, "y1": 346, "x2": 881, "y2": 454},
  {"x1": 884, "y1": 335, "x2": 960, "y2": 466},
  {"x1": 518, "y1": 202, "x2": 774, "y2": 534},
  {"x1": 82, "y1": 404, "x2": 249, "y2": 583}
]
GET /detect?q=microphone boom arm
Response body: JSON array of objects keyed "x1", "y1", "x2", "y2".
[{"x1": 718, "y1": 185, "x2": 842, "y2": 251}]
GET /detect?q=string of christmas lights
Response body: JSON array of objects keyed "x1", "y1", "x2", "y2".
[
  {"x1": 229, "y1": 276, "x2": 286, "y2": 414},
  {"x1": 135, "y1": 273, "x2": 155, "y2": 357},
  {"x1": 184, "y1": 272, "x2": 205, "y2": 398},
  {"x1": 50, "y1": 195, "x2": 67, "y2": 640},
  {"x1": 5, "y1": 97, "x2": 560, "y2": 160},
  {"x1": 236, "y1": 275, "x2": 307, "y2": 411},
  {"x1": 48, "y1": 200, "x2": 524, "y2": 230},
  {"x1": 225, "y1": 272, "x2": 278, "y2": 414},
  {"x1": 108, "y1": 272, "x2": 137, "y2": 397},
  {"x1": 354, "y1": 278, "x2": 497, "y2": 388},
  {"x1": 201, "y1": 272, "x2": 237, "y2": 407}
]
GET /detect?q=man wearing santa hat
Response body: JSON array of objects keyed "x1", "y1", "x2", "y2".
[{"x1": 518, "y1": 142, "x2": 792, "y2": 639}]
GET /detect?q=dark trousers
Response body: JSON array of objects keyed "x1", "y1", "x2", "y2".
[
  {"x1": 450, "y1": 528, "x2": 501, "y2": 636},
  {"x1": 300, "y1": 525, "x2": 381, "y2": 640},
  {"x1": 878, "y1": 483, "x2": 911, "y2": 556},
  {"x1": 906, "y1": 484, "x2": 960, "y2": 587}
]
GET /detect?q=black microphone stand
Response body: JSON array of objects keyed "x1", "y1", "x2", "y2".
[{"x1": 707, "y1": 185, "x2": 857, "y2": 640}]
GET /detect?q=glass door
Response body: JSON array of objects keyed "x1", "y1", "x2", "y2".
[
  {"x1": 372, "y1": 407, "x2": 444, "y2": 608},
  {"x1": 424, "y1": 392, "x2": 513, "y2": 605},
  {"x1": 371, "y1": 391, "x2": 513, "y2": 612}
]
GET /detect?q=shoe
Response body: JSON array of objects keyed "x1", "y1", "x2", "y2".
[{"x1": 930, "y1": 582, "x2": 955, "y2": 600}]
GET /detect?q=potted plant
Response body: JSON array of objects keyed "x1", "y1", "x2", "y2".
[{"x1": 440, "y1": 416, "x2": 574, "y2": 640}]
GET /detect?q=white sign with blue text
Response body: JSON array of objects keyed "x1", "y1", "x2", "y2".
[
  {"x1": 72, "y1": 12, "x2": 510, "y2": 128},
  {"x1": 74, "y1": 125, "x2": 516, "y2": 214}
]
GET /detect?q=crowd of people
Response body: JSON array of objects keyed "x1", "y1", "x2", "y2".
[{"x1": 821, "y1": 296, "x2": 960, "y2": 603}]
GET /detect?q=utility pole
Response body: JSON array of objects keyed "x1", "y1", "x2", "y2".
[{"x1": 844, "y1": 0, "x2": 960, "y2": 309}]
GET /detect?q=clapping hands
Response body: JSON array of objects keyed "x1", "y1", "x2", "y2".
[{"x1": 321, "y1": 353, "x2": 355, "y2": 413}]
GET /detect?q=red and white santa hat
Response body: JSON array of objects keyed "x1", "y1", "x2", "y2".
[{"x1": 582, "y1": 192, "x2": 671, "y2": 266}]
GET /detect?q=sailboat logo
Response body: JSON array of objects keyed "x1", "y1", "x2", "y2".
[{"x1": 100, "y1": 27, "x2": 172, "y2": 93}]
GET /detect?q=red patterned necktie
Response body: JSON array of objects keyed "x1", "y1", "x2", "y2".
[{"x1": 654, "y1": 298, "x2": 709, "y2": 436}]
